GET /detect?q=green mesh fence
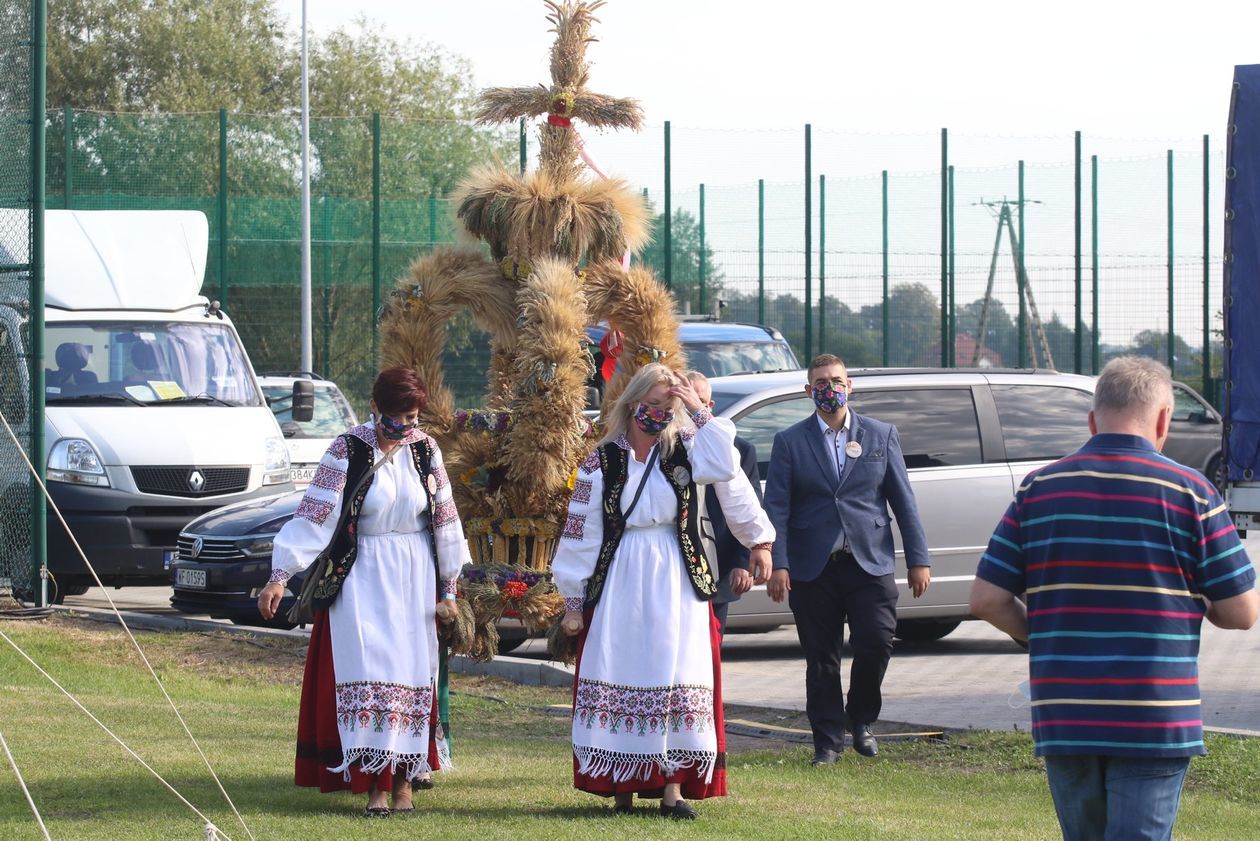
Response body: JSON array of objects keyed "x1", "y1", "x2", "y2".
[
  {"x1": 44, "y1": 110, "x2": 1224, "y2": 413},
  {"x1": 0, "y1": 0, "x2": 36, "y2": 598}
]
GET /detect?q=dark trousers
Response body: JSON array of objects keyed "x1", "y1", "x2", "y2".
[{"x1": 787, "y1": 551, "x2": 898, "y2": 752}]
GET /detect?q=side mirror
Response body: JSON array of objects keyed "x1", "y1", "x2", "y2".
[
  {"x1": 280, "y1": 420, "x2": 302, "y2": 438},
  {"x1": 291, "y1": 380, "x2": 315, "y2": 423}
]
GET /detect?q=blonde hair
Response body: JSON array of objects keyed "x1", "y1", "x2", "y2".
[
  {"x1": 1093, "y1": 356, "x2": 1174, "y2": 423},
  {"x1": 601, "y1": 363, "x2": 690, "y2": 458}
]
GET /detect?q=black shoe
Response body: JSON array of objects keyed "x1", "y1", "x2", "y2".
[
  {"x1": 660, "y1": 800, "x2": 698, "y2": 820},
  {"x1": 851, "y1": 724, "x2": 878, "y2": 757},
  {"x1": 810, "y1": 748, "x2": 841, "y2": 766},
  {"x1": 363, "y1": 806, "x2": 392, "y2": 818},
  {"x1": 411, "y1": 776, "x2": 434, "y2": 791}
]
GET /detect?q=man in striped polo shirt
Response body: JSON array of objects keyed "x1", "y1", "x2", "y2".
[{"x1": 969, "y1": 356, "x2": 1258, "y2": 841}]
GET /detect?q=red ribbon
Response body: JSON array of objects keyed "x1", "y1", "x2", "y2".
[{"x1": 547, "y1": 113, "x2": 573, "y2": 127}]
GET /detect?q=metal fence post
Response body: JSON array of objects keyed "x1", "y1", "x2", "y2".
[
  {"x1": 428, "y1": 191, "x2": 437, "y2": 252},
  {"x1": 758, "y1": 178, "x2": 765, "y2": 324},
  {"x1": 663, "y1": 121, "x2": 672, "y2": 290},
  {"x1": 31, "y1": 0, "x2": 48, "y2": 607},
  {"x1": 218, "y1": 108, "x2": 229, "y2": 308},
  {"x1": 940, "y1": 128, "x2": 949, "y2": 368},
  {"x1": 519, "y1": 116, "x2": 527, "y2": 175},
  {"x1": 322, "y1": 194, "x2": 331, "y2": 376},
  {"x1": 62, "y1": 104, "x2": 72, "y2": 208},
  {"x1": 882, "y1": 169, "x2": 889, "y2": 367},
  {"x1": 372, "y1": 113, "x2": 382, "y2": 367},
  {"x1": 1092, "y1": 155, "x2": 1100, "y2": 373},
  {"x1": 1167, "y1": 149, "x2": 1175, "y2": 372},
  {"x1": 1075, "y1": 130, "x2": 1083, "y2": 374},
  {"x1": 1203, "y1": 134, "x2": 1212, "y2": 402},
  {"x1": 819, "y1": 173, "x2": 826, "y2": 353},
  {"x1": 804, "y1": 123, "x2": 812, "y2": 362},
  {"x1": 698, "y1": 183, "x2": 706, "y2": 313},
  {"x1": 1018, "y1": 160, "x2": 1027, "y2": 368},
  {"x1": 948, "y1": 164, "x2": 955, "y2": 367}
]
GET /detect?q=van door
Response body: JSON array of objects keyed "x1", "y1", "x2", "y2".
[{"x1": 847, "y1": 387, "x2": 1010, "y2": 617}]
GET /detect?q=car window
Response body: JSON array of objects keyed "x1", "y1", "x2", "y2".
[
  {"x1": 849, "y1": 388, "x2": 983, "y2": 468},
  {"x1": 684, "y1": 341, "x2": 799, "y2": 377},
  {"x1": 1172, "y1": 384, "x2": 1213, "y2": 422},
  {"x1": 991, "y1": 384, "x2": 1093, "y2": 462},
  {"x1": 265, "y1": 385, "x2": 356, "y2": 438},
  {"x1": 732, "y1": 394, "x2": 812, "y2": 480}
]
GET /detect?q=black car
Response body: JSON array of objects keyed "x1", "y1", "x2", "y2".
[{"x1": 169, "y1": 489, "x2": 306, "y2": 628}]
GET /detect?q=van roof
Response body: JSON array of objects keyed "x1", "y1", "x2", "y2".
[{"x1": 45, "y1": 210, "x2": 209, "y2": 311}]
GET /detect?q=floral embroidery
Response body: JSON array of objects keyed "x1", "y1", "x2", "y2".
[
  {"x1": 267, "y1": 568, "x2": 291, "y2": 585},
  {"x1": 572, "y1": 478, "x2": 593, "y2": 504},
  {"x1": 574, "y1": 679, "x2": 715, "y2": 736},
  {"x1": 579, "y1": 449, "x2": 601, "y2": 475},
  {"x1": 326, "y1": 435, "x2": 350, "y2": 460},
  {"x1": 309, "y1": 462, "x2": 347, "y2": 492},
  {"x1": 433, "y1": 498, "x2": 459, "y2": 528},
  {"x1": 562, "y1": 512, "x2": 586, "y2": 540},
  {"x1": 563, "y1": 596, "x2": 584, "y2": 612},
  {"x1": 440, "y1": 578, "x2": 459, "y2": 598},
  {"x1": 295, "y1": 496, "x2": 334, "y2": 525},
  {"x1": 690, "y1": 407, "x2": 713, "y2": 429},
  {"x1": 335, "y1": 680, "x2": 434, "y2": 737},
  {"x1": 433, "y1": 458, "x2": 451, "y2": 490}
]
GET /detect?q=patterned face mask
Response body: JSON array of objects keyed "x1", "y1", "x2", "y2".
[
  {"x1": 633, "y1": 403, "x2": 674, "y2": 436},
  {"x1": 812, "y1": 383, "x2": 848, "y2": 414},
  {"x1": 377, "y1": 413, "x2": 418, "y2": 441}
]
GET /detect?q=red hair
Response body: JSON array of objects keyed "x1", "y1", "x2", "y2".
[{"x1": 372, "y1": 367, "x2": 429, "y2": 416}]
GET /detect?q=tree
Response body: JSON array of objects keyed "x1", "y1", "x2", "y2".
[{"x1": 637, "y1": 209, "x2": 724, "y2": 316}]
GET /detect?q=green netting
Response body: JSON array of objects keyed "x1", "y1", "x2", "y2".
[{"x1": 0, "y1": 0, "x2": 35, "y2": 598}]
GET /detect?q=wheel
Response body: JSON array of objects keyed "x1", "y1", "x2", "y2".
[
  {"x1": 495, "y1": 635, "x2": 528, "y2": 655},
  {"x1": 1207, "y1": 455, "x2": 1225, "y2": 493},
  {"x1": 894, "y1": 619, "x2": 961, "y2": 642},
  {"x1": 60, "y1": 581, "x2": 90, "y2": 597}
]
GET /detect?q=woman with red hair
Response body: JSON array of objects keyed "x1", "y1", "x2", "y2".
[{"x1": 258, "y1": 367, "x2": 470, "y2": 817}]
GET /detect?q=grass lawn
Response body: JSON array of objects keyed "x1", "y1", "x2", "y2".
[{"x1": 1, "y1": 616, "x2": 1257, "y2": 840}]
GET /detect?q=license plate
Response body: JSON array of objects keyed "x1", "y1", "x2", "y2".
[
  {"x1": 176, "y1": 568, "x2": 207, "y2": 589},
  {"x1": 291, "y1": 465, "x2": 317, "y2": 484}
]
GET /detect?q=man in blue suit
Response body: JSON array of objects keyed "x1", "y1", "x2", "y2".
[{"x1": 764, "y1": 354, "x2": 931, "y2": 765}]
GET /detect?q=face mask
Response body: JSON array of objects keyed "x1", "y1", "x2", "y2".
[
  {"x1": 812, "y1": 384, "x2": 847, "y2": 414},
  {"x1": 378, "y1": 413, "x2": 418, "y2": 441},
  {"x1": 633, "y1": 403, "x2": 674, "y2": 436}
]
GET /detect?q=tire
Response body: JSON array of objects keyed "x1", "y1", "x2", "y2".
[
  {"x1": 1207, "y1": 455, "x2": 1225, "y2": 494},
  {"x1": 894, "y1": 619, "x2": 961, "y2": 643},
  {"x1": 496, "y1": 635, "x2": 528, "y2": 655}
]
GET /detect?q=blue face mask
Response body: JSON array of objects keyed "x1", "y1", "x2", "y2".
[
  {"x1": 812, "y1": 383, "x2": 847, "y2": 414},
  {"x1": 378, "y1": 413, "x2": 418, "y2": 441}
]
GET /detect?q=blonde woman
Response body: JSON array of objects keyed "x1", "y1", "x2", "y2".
[{"x1": 553, "y1": 363, "x2": 774, "y2": 820}]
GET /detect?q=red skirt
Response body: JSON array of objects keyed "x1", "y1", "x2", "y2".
[
  {"x1": 570, "y1": 604, "x2": 727, "y2": 800},
  {"x1": 293, "y1": 609, "x2": 444, "y2": 794}
]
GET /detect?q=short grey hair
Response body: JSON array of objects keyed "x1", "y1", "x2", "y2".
[{"x1": 1093, "y1": 356, "x2": 1173, "y2": 420}]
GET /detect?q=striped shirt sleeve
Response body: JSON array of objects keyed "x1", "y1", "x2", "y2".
[
  {"x1": 976, "y1": 499, "x2": 1026, "y2": 595},
  {"x1": 1193, "y1": 487, "x2": 1257, "y2": 600}
]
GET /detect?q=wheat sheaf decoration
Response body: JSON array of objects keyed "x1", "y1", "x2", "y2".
[{"x1": 376, "y1": 0, "x2": 683, "y2": 660}]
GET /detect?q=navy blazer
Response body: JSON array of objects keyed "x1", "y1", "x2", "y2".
[{"x1": 763, "y1": 411, "x2": 930, "y2": 582}]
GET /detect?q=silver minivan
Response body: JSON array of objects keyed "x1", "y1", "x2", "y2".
[{"x1": 716, "y1": 368, "x2": 1099, "y2": 641}]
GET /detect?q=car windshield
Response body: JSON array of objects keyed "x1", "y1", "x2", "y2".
[
  {"x1": 44, "y1": 321, "x2": 261, "y2": 406},
  {"x1": 684, "y1": 341, "x2": 799, "y2": 378},
  {"x1": 264, "y1": 384, "x2": 356, "y2": 438}
]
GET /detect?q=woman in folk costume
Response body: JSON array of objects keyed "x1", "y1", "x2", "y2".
[
  {"x1": 257, "y1": 367, "x2": 471, "y2": 817},
  {"x1": 554, "y1": 363, "x2": 775, "y2": 820}
]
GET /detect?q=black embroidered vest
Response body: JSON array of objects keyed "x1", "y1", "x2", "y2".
[
  {"x1": 583, "y1": 437, "x2": 717, "y2": 607},
  {"x1": 310, "y1": 433, "x2": 440, "y2": 610}
]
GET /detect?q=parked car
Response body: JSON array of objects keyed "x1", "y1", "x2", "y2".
[
  {"x1": 258, "y1": 373, "x2": 358, "y2": 487},
  {"x1": 717, "y1": 366, "x2": 1103, "y2": 641},
  {"x1": 588, "y1": 318, "x2": 799, "y2": 381},
  {"x1": 1165, "y1": 380, "x2": 1224, "y2": 491}
]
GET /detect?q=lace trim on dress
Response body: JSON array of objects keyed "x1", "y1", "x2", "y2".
[{"x1": 572, "y1": 745, "x2": 716, "y2": 784}]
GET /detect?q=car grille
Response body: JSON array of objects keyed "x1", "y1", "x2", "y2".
[
  {"x1": 131, "y1": 466, "x2": 250, "y2": 497},
  {"x1": 177, "y1": 535, "x2": 245, "y2": 562}
]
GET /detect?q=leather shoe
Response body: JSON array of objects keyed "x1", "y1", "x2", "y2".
[
  {"x1": 810, "y1": 748, "x2": 840, "y2": 766},
  {"x1": 851, "y1": 724, "x2": 878, "y2": 757},
  {"x1": 660, "y1": 800, "x2": 698, "y2": 820}
]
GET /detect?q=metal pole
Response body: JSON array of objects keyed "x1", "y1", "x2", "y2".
[
  {"x1": 322, "y1": 194, "x2": 331, "y2": 376},
  {"x1": 1018, "y1": 160, "x2": 1027, "y2": 368},
  {"x1": 663, "y1": 121, "x2": 672, "y2": 290},
  {"x1": 519, "y1": 117, "x2": 527, "y2": 175},
  {"x1": 372, "y1": 112, "x2": 382, "y2": 368},
  {"x1": 804, "y1": 123, "x2": 812, "y2": 362},
  {"x1": 1167, "y1": 149, "x2": 1175, "y2": 372},
  {"x1": 1075, "y1": 131, "x2": 1083, "y2": 374},
  {"x1": 218, "y1": 108, "x2": 229, "y2": 308},
  {"x1": 948, "y1": 164, "x2": 955, "y2": 367},
  {"x1": 882, "y1": 169, "x2": 889, "y2": 366},
  {"x1": 62, "y1": 104, "x2": 71, "y2": 208},
  {"x1": 428, "y1": 191, "x2": 437, "y2": 252},
  {"x1": 299, "y1": 0, "x2": 313, "y2": 372},
  {"x1": 941, "y1": 128, "x2": 949, "y2": 368},
  {"x1": 32, "y1": 0, "x2": 48, "y2": 607},
  {"x1": 819, "y1": 174, "x2": 826, "y2": 353},
  {"x1": 1203, "y1": 134, "x2": 1211, "y2": 402},
  {"x1": 698, "y1": 183, "x2": 706, "y2": 313},
  {"x1": 758, "y1": 179, "x2": 765, "y2": 324},
  {"x1": 1092, "y1": 155, "x2": 1100, "y2": 373}
]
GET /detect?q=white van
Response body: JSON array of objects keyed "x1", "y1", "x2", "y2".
[{"x1": 2, "y1": 210, "x2": 296, "y2": 599}]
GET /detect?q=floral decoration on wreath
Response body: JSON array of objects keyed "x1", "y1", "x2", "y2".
[{"x1": 453, "y1": 409, "x2": 514, "y2": 434}]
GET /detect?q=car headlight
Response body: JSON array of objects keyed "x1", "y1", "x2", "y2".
[
  {"x1": 239, "y1": 537, "x2": 275, "y2": 557},
  {"x1": 262, "y1": 436, "x2": 291, "y2": 485},
  {"x1": 47, "y1": 438, "x2": 110, "y2": 487}
]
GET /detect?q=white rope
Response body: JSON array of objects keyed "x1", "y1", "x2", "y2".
[
  {"x1": 0, "y1": 729, "x2": 52, "y2": 841},
  {"x1": 0, "y1": 408, "x2": 253, "y2": 841},
  {"x1": 0, "y1": 629, "x2": 229, "y2": 840}
]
